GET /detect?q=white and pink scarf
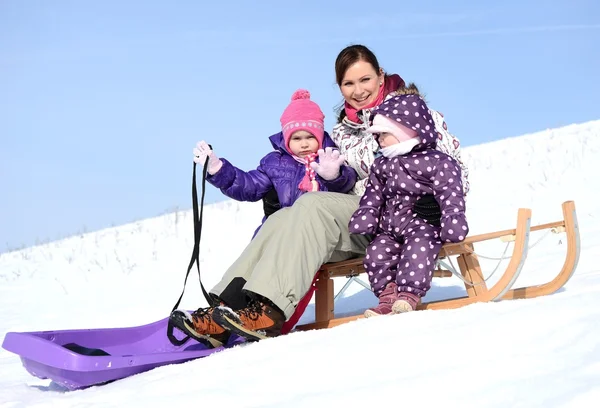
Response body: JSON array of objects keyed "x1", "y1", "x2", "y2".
[{"x1": 294, "y1": 153, "x2": 319, "y2": 192}]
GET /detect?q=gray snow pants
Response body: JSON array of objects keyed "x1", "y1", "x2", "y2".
[{"x1": 210, "y1": 192, "x2": 369, "y2": 319}]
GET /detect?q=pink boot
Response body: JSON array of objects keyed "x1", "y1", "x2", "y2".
[
  {"x1": 364, "y1": 282, "x2": 399, "y2": 318},
  {"x1": 392, "y1": 292, "x2": 420, "y2": 313}
]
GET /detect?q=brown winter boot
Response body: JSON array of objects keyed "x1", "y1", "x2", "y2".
[
  {"x1": 211, "y1": 297, "x2": 285, "y2": 342},
  {"x1": 170, "y1": 305, "x2": 230, "y2": 348}
]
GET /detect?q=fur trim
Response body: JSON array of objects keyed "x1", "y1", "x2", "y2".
[{"x1": 392, "y1": 82, "x2": 427, "y2": 102}]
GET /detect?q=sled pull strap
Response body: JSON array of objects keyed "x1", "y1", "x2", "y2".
[{"x1": 167, "y1": 149, "x2": 218, "y2": 346}]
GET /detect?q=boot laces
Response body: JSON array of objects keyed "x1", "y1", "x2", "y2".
[
  {"x1": 191, "y1": 306, "x2": 215, "y2": 324},
  {"x1": 236, "y1": 299, "x2": 264, "y2": 321}
]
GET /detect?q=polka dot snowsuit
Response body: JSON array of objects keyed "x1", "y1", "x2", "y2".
[{"x1": 349, "y1": 94, "x2": 469, "y2": 298}]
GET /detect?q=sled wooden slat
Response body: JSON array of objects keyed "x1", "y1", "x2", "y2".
[
  {"x1": 295, "y1": 201, "x2": 579, "y2": 332},
  {"x1": 322, "y1": 258, "x2": 454, "y2": 279},
  {"x1": 456, "y1": 243, "x2": 487, "y2": 297}
]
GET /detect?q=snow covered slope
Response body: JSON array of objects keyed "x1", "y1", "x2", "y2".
[{"x1": 1, "y1": 120, "x2": 599, "y2": 407}]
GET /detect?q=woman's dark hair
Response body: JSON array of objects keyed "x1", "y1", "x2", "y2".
[
  {"x1": 335, "y1": 44, "x2": 381, "y2": 88},
  {"x1": 334, "y1": 44, "x2": 422, "y2": 123}
]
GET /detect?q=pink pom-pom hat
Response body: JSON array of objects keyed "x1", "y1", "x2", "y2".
[{"x1": 280, "y1": 89, "x2": 325, "y2": 151}]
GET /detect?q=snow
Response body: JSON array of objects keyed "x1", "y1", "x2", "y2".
[{"x1": 1, "y1": 120, "x2": 600, "y2": 407}]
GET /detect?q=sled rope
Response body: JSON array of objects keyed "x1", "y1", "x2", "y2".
[
  {"x1": 439, "y1": 228, "x2": 556, "y2": 287},
  {"x1": 166, "y1": 148, "x2": 218, "y2": 346},
  {"x1": 438, "y1": 242, "x2": 510, "y2": 287}
]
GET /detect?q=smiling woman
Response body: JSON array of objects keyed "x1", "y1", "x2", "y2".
[{"x1": 331, "y1": 44, "x2": 470, "y2": 198}]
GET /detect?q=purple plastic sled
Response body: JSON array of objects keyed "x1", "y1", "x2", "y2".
[{"x1": 2, "y1": 315, "x2": 244, "y2": 390}]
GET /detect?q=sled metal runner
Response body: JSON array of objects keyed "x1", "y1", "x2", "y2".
[{"x1": 295, "y1": 200, "x2": 580, "y2": 331}]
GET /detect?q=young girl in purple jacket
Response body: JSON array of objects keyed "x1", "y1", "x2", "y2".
[{"x1": 194, "y1": 89, "x2": 357, "y2": 233}]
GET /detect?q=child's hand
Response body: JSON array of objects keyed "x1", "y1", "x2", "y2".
[
  {"x1": 193, "y1": 141, "x2": 223, "y2": 175},
  {"x1": 440, "y1": 214, "x2": 469, "y2": 243},
  {"x1": 310, "y1": 147, "x2": 345, "y2": 181},
  {"x1": 348, "y1": 207, "x2": 379, "y2": 235}
]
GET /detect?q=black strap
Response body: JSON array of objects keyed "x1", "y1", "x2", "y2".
[
  {"x1": 262, "y1": 188, "x2": 281, "y2": 219},
  {"x1": 166, "y1": 150, "x2": 218, "y2": 346}
]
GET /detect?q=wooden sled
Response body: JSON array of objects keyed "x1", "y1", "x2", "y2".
[{"x1": 295, "y1": 200, "x2": 580, "y2": 331}]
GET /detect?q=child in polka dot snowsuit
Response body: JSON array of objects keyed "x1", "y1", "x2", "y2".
[{"x1": 348, "y1": 94, "x2": 469, "y2": 317}]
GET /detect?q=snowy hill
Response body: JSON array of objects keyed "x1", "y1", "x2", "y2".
[{"x1": 1, "y1": 120, "x2": 600, "y2": 407}]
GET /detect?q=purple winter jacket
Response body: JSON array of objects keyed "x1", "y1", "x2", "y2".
[
  {"x1": 207, "y1": 131, "x2": 357, "y2": 226},
  {"x1": 349, "y1": 94, "x2": 469, "y2": 243}
]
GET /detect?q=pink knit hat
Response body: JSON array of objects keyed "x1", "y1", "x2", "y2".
[{"x1": 280, "y1": 89, "x2": 325, "y2": 151}]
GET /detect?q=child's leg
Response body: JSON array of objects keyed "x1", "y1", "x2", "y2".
[
  {"x1": 363, "y1": 232, "x2": 402, "y2": 296},
  {"x1": 393, "y1": 221, "x2": 443, "y2": 311},
  {"x1": 363, "y1": 232, "x2": 403, "y2": 317}
]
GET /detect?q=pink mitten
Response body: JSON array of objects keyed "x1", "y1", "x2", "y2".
[
  {"x1": 309, "y1": 147, "x2": 345, "y2": 181},
  {"x1": 193, "y1": 141, "x2": 223, "y2": 175}
]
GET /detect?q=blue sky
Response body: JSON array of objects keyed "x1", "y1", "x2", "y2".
[{"x1": 1, "y1": 0, "x2": 598, "y2": 252}]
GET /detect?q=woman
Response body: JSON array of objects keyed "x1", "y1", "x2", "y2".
[
  {"x1": 331, "y1": 44, "x2": 470, "y2": 198},
  {"x1": 171, "y1": 44, "x2": 470, "y2": 345}
]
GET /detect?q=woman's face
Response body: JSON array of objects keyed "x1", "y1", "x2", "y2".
[{"x1": 339, "y1": 60, "x2": 384, "y2": 110}]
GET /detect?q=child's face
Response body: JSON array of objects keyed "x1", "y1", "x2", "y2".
[
  {"x1": 376, "y1": 132, "x2": 399, "y2": 148},
  {"x1": 289, "y1": 130, "x2": 319, "y2": 157},
  {"x1": 375, "y1": 122, "x2": 418, "y2": 149}
]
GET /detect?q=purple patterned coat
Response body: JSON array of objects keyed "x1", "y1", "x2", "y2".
[{"x1": 348, "y1": 94, "x2": 469, "y2": 298}]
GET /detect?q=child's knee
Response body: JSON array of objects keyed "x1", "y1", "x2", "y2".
[{"x1": 407, "y1": 221, "x2": 441, "y2": 238}]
